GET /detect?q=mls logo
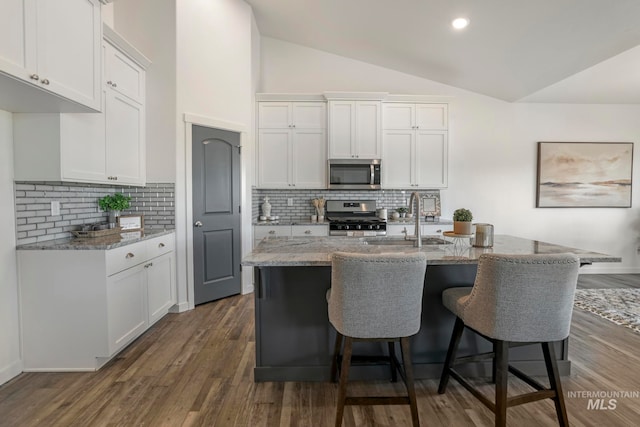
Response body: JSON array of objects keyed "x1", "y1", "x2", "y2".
[{"x1": 587, "y1": 398, "x2": 617, "y2": 410}]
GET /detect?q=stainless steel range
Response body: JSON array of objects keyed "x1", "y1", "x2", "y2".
[{"x1": 326, "y1": 200, "x2": 387, "y2": 236}]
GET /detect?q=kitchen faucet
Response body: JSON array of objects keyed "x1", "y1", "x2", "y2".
[{"x1": 405, "y1": 192, "x2": 422, "y2": 248}]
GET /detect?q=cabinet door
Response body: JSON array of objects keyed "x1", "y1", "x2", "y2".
[
  {"x1": 0, "y1": 0, "x2": 33, "y2": 78},
  {"x1": 292, "y1": 102, "x2": 325, "y2": 129},
  {"x1": 257, "y1": 129, "x2": 291, "y2": 188},
  {"x1": 383, "y1": 103, "x2": 413, "y2": 129},
  {"x1": 382, "y1": 130, "x2": 413, "y2": 188},
  {"x1": 355, "y1": 101, "x2": 381, "y2": 158},
  {"x1": 258, "y1": 102, "x2": 291, "y2": 128},
  {"x1": 386, "y1": 224, "x2": 409, "y2": 236},
  {"x1": 60, "y1": 91, "x2": 107, "y2": 182},
  {"x1": 415, "y1": 130, "x2": 448, "y2": 188},
  {"x1": 422, "y1": 224, "x2": 444, "y2": 236},
  {"x1": 106, "y1": 264, "x2": 147, "y2": 356},
  {"x1": 146, "y1": 253, "x2": 175, "y2": 326},
  {"x1": 105, "y1": 91, "x2": 145, "y2": 185},
  {"x1": 415, "y1": 104, "x2": 448, "y2": 130},
  {"x1": 328, "y1": 101, "x2": 355, "y2": 158},
  {"x1": 292, "y1": 129, "x2": 326, "y2": 188},
  {"x1": 104, "y1": 42, "x2": 145, "y2": 104},
  {"x1": 34, "y1": 0, "x2": 101, "y2": 110}
]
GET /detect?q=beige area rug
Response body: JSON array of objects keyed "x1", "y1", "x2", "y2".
[{"x1": 574, "y1": 288, "x2": 640, "y2": 334}]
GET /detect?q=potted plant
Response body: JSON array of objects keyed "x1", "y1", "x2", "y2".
[
  {"x1": 98, "y1": 193, "x2": 131, "y2": 223},
  {"x1": 396, "y1": 207, "x2": 409, "y2": 218},
  {"x1": 453, "y1": 208, "x2": 473, "y2": 235}
]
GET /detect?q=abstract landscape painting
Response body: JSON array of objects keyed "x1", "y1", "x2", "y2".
[{"x1": 536, "y1": 142, "x2": 633, "y2": 207}]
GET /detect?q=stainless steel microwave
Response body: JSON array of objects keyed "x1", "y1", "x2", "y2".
[{"x1": 328, "y1": 159, "x2": 381, "y2": 190}]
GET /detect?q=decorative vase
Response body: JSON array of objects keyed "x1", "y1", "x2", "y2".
[
  {"x1": 453, "y1": 221, "x2": 472, "y2": 235},
  {"x1": 391, "y1": 212, "x2": 400, "y2": 220},
  {"x1": 261, "y1": 197, "x2": 272, "y2": 217},
  {"x1": 108, "y1": 210, "x2": 121, "y2": 224}
]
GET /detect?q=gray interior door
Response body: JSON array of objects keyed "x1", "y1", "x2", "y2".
[{"x1": 192, "y1": 125, "x2": 241, "y2": 305}]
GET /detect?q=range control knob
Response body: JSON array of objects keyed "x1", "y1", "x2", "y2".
[{"x1": 356, "y1": 224, "x2": 362, "y2": 230}]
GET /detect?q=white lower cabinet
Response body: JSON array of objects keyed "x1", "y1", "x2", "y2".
[
  {"x1": 387, "y1": 223, "x2": 445, "y2": 236},
  {"x1": 18, "y1": 233, "x2": 176, "y2": 371}
]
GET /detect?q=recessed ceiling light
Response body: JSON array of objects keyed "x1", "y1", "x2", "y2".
[{"x1": 452, "y1": 18, "x2": 469, "y2": 30}]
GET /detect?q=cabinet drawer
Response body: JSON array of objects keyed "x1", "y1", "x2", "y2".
[
  {"x1": 146, "y1": 234, "x2": 175, "y2": 259},
  {"x1": 422, "y1": 224, "x2": 445, "y2": 235},
  {"x1": 291, "y1": 225, "x2": 329, "y2": 236},
  {"x1": 254, "y1": 225, "x2": 291, "y2": 240},
  {"x1": 106, "y1": 241, "x2": 147, "y2": 276}
]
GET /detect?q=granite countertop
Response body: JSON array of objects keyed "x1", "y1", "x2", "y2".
[
  {"x1": 254, "y1": 217, "x2": 452, "y2": 226},
  {"x1": 254, "y1": 217, "x2": 329, "y2": 226},
  {"x1": 16, "y1": 229, "x2": 175, "y2": 251},
  {"x1": 242, "y1": 234, "x2": 621, "y2": 267}
]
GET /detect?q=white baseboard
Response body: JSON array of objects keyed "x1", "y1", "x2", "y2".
[
  {"x1": 242, "y1": 283, "x2": 255, "y2": 295},
  {"x1": 169, "y1": 301, "x2": 191, "y2": 313},
  {"x1": 0, "y1": 359, "x2": 23, "y2": 386}
]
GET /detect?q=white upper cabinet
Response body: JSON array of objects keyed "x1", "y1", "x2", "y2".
[
  {"x1": 328, "y1": 100, "x2": 381, "y2": 159},
  {"x1": 0, "y1": 0, "x2": 101, "y2": 112},
  {"x1": 383, "y1": 103, "x2": 448, "y2": 130},
  {"x1": 382, "y1": 102, "x2": 448, "y2": 189},
  {"x1": 259, "y1": 102, "x2": 326, "y2": 129},
  {"x1": 13, "y1": 28, "x2": 148, "y2": 186},
  {"x1": 257, "y1": 101, "x2": 327, "y2": 188}
]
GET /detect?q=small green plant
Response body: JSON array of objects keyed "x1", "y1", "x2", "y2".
[
  {"x1": 453, "y1": 208, "x2": 473, "y2": 222},
  {"x1": 98, "y1": 193, "x2": 131, "y2": 211},
  {"x1": 396, "y1": 207, "x2": 409, "y2": 214}
]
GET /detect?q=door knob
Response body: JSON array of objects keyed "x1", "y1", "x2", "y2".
[{"x1": 194, "y1": 221, "x2": 203, "y2": 227}]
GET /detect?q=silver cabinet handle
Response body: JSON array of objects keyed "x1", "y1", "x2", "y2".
[
  {"x1": 194, "y1": 221, "x2": 203, "y2": 227},
  {"x1": 29, "y1": 74, "x2": 39, "y2": 81},
  {"x1": 268, "y1": 230, "x2": 276, "y2": 234},
  {"x1": 41, "y1": 79, "x2": 49, "y2": 85},
  {"x1": 158, "y1": 243, "x2": 165, "y2": 248},
  {"x1": 107, "y1": 80, "x2": 113, "y2": 86},
  {"x1": 126, "y1": 253, "x2": 135, "y2": 259},
  {"x1": 112, "y1": 82, "x2": 117, "y2": 88},
  {"x1": 144, "y1": 262, "x2": 153, "y2": 268},
  {"x1": 305, "y1": 230, "x2": 311, "y2": 234}
]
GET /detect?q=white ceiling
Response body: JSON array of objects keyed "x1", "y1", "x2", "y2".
[{"x1": 246, "y1": 0, "x2": 640, "y2": 103}]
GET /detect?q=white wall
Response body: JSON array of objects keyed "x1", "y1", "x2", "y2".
[
  {"x1": 0, "y1": 110, "x2": 22, "y2": 385},
  {"x1": 113, "y1": 0, "x2": 177, "y2": 182},
  {"x1": 260, "y1": 37, "x2": 640, "y2": 273},
  {"x1": 175, "y1": 0, "x2": 255, "y2": 306}
]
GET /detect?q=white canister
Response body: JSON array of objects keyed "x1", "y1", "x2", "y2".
[{"x1": 377, "y1": 208, "x2": 388, "y2": 220}]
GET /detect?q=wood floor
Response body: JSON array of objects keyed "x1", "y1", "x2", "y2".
[{"x1": 1, "y1": 274, "x2": 639, "y2": 426}]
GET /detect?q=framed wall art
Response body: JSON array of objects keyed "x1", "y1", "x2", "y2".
[
  {"x1": 536, "y1": 142, "x2": 633, "y2": 208},
  {"x1": 117, "y1": 214, "x2": 144, "y2": 231}
]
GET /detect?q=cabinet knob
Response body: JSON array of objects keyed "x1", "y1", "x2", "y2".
[
  {"x1": 269, "y1": 230, "x2": 276, "y2": 234},
  {"x1": 125, "y1": 252, "x2": 135, "y2": 259},
  {"x1": 158, "y1": 243, "x2": 165, "y2": 248},
  {"x1": 41, "y1": 79, "x2": 50, "y2": 85},
  {"x1": 29, "y1": 74, "x2": 39, "y2": 81},
  {"x1": 305, "y1": 230, "x2": 311, "y2": 234},
  {"x1": 194, "y1": 221, "x2": 203, "y2": 227}
]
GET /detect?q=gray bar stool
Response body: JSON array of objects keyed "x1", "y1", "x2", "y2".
[
  {"x1": 438, "y1": 253, "x2": 580, "y2": 427},
  {"x1": 328, "y1": 252, "x2": 427, "y2": 427}
]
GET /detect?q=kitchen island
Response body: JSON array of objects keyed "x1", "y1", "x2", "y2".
[{"x1": 243, "y1": 235, "x2": 620, "y2": 382}]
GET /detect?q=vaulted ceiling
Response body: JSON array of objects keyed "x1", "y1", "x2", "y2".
[{"x1": 246, "y1": 0, "x2": 640, "y2": 103}]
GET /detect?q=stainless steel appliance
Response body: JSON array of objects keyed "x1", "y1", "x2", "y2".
[
  {"x1": 327, "y1": 200, "x2": 387, "y2": 236},
  {"x1": 328, "y1": 159, "x2": 381, "y2": 190}
]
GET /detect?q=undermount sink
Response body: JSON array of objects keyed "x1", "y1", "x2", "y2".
[{"x1": 363, "y1": 237, "x2": 450, "y2": 246}]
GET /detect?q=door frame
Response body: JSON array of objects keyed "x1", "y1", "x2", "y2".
[{"x1": 180, "y1": 113, "x2": 250, "y2": 311}]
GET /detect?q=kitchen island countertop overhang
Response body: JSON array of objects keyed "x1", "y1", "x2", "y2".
[{"x1": 242, "y1": 234, "x2": 621, "y2": 267}]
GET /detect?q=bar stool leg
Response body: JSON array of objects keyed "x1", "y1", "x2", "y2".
[
  {"x1": 494, "y1": 340, "x2": 508, "y2": 427},
  {"x1": 335, "y1": 336, "x2": 353, "y2": 427},
  {"x1": 388, "y1": 341, "x2": 398, "y2": 382},
  {"x1": 330, "y1": 332, "x2": 344, "y2": 383},
  {"x1": 400, "y1": 337, "x2": 420, "y2": 427},
  {"x1": 438, "y1": 317, "x2": 465, "y2": 394},
  {"x1": 542, "y1": 342, "x2": 569, "y2": 427},
  {"x1": 491, "y1": 341, "x2": 497, "y2": 384}
]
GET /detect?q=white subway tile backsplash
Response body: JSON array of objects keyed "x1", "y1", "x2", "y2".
[{"x1": 14, "y1": 181, "x2": 176, "y2": 245}]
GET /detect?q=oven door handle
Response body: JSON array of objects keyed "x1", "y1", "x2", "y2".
[{"x1": 370, "y1": 164, "x2": 375, "y2": 185}]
